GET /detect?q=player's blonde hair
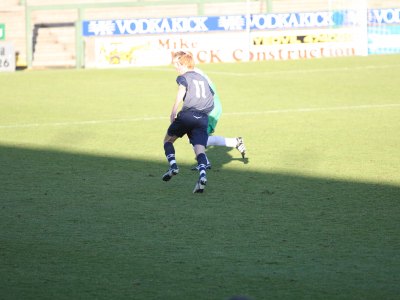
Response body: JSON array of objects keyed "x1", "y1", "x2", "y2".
[{"x1": 172, "y1": 51, "x2": 195, "y2": 70}]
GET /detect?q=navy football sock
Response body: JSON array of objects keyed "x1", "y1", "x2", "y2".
[
  {"x1": 196, "y1": 153, "x2": 207, "y2": 179},
  {"x1": 164, "y1": 142, "x2": 177, "y2": 168}
]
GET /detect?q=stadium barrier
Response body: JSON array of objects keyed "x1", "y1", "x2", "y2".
[
  {"x1": 23, "y1": 0, "x2": 273, "y2": 68},
  {"x1": 82, "y1": 4, "x2": 400, "y2": 68},
  {"x1": 0, "y1": 1, "x2": 399, "y2": 69}
]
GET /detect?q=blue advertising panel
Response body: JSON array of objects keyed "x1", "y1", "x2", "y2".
[
  {"x1": 82, "y1": 11, "x2": 352, "y2": 37},
  {"x1": 368, "y1": 25, "x2": 400, "y2": 54},
  {"x1": 368, "y1": 9, "x2": 400, "y2": 54},
  {"x1": 368, "y1": 8, "x2": 400, "y2": 25}
]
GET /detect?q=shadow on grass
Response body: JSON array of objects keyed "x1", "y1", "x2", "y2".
[
  {"x1": 205, "y1": 145, "x2": 249, "y2": 169},
  {"x1": 1, "y1": 144, "x2": 399, "y2": 300}
]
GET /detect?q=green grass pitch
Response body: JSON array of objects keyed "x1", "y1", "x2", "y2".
[{"x1": 1, "y1": 54, "x2": 400, "y2": 300}]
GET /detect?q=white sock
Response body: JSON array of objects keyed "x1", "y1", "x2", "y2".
[
  {"x1": 224, "y1": 137, "x2": 237, "y2": 147},
  {"x1": 207, "y1": 136, "x2": 237, "y2": 147},
  {"x1": 207, "y1": 136, "x2": 226, "y2": 146}
]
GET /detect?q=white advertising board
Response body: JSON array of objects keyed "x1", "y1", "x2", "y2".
[
  {"x1": 92, "y1": 28, "x2": 360, "y2": 68},
  {"x1": 0, "y1": 43, "x2": 15, "y2": 72}
]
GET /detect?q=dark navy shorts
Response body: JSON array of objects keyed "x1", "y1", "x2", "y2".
[{"x1": 167, "y1": 110, "x2": 209, "y2": 146}]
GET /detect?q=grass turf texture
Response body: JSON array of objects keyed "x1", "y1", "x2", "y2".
[{"x1": 1, "y1": 55, "x2": 400, "y2": 299}]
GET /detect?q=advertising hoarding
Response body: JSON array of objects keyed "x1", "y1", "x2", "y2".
[
  {"x1": 83, "y1": 11, "x2": 356, "y2": 37},
  {"x1": 0, "y1": 43, "x2": 16, "y2": 72},
  {"x1": 91, "y1": 28, "x2": 360, "y2": 68},
  {"x1": 83, "y1": 8, "x2": 400, "y2": 68},
  {"x1": 368, "y1": 8, "x2": 400, "y2": 54}
]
